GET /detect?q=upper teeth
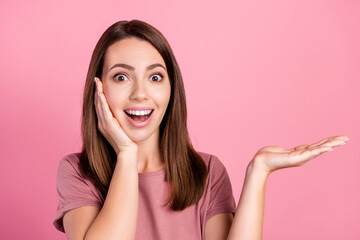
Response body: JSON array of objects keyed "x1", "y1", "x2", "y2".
[{"x1": 126, "y1": 110, "x2": 152, "y2": 116}]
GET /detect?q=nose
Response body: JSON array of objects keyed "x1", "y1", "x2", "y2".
[{"x1": 129, "y1": 79, "x2": 148, "y2": 101}]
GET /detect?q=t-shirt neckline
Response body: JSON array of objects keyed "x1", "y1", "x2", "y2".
[{"x1": 138, "y1": 168, "x2": 166, "y2": 179}]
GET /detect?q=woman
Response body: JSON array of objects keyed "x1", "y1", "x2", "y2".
[{"x1": 53, "y1": 19, "x2": 348, "y2": 240}]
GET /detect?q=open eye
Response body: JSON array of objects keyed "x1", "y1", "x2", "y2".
[
  {"x1": 114, "y1": 73, "x2": 129, "y2": 82},
  {"x1": 150, "y1": 73, "x2": 163, "y2": 82}
]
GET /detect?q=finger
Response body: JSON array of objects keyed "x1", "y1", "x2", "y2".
[
  {"x1": 94, "y1": 78, "x2": 106, "y2": 129},
  {"x1": 98, "y1": 92, "x2": 114, "y2": 124},
  {"x1": 95, "y1": 78, "x2": 127, "y2": 134},
  {"x1": 96, "y1": 77, "x2": 104, "y2": 94},
  {"x1": 320, "y1": 137, "x2": 348, "y2": 148},
  {"x1": 96, "y1": 79, "x2": 116, "y2": 124},
  {"x1": 95, "y1": 79, "x2": 117, "y2": 118},
  {"x1": 307, "y1": 135, "x2": 348, "y2": 149},
  {"x1": 291, "y1": 144, "x2": 309, "y2": 152},
  {"x1": 301, "y1": 137, "x2": 348, "y2": 159},
  {"x1": 307, "y1": 136, "x2": 337, "y2": 149},
  {"x1": 299, "y1": 146, "x2": 333, "y2": 160}
]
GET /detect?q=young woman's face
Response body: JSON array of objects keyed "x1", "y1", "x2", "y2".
[{"x1": 101, "y1": 37, "x2": 171, "y2": 143}]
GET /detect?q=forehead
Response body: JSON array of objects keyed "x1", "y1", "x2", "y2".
[{"x1": 104, "y1": 38, "x2": 165, "y2": 68}]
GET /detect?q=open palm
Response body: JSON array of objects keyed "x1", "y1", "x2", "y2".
[{"x1": 253, "y1": 135, "x2": 349, "y2": 174}]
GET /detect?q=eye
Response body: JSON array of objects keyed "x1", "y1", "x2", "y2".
[
  {"x1": 114, "y1": 73, "x2": 129, "y2": 82},
  {"x1": 150, "y1": 73, "x2": 163, "y2": 82}
]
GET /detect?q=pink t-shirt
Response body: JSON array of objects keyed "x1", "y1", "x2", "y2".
[{"x1": 53, "y1": 151, "x2": 236, "y2": 239}]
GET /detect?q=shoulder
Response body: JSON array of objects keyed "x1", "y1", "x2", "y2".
[
  {"x1": 56, "y1": 152, "x2": 83, "y2": 180},
  {"x1": 196, "y1": 151, "x2": 236, "y2": 221},
  {"x1": 54, "y1": 153, "x2": 103, "y2": 232},
  {"x1": 197, "y1": 151, "x2": 227, "y2": 173},
  {"x1": 55, "y1": 152, "x2": 103, "y2": 201},
  {"x1": 58, "y1": 152, "x2": 82, "y2": 169}
]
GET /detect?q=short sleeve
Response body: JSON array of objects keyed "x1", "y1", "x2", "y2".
[
  {"x1": 53, "y1": 154, "x2": 103, "y2": 232},
  {"x1": 205, "y1": 155, "x2": 236, "y2": 222}
]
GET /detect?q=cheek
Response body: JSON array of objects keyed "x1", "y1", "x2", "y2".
[
  {"x1": 103, "y1": 87, "x2": 124, "y2": 114},
  {"x1": 159, "y1": 81, "x2": 171, "y2": 106},
  {"x1": 155, "y1": 87, "x2": 171, "y2": 109}
]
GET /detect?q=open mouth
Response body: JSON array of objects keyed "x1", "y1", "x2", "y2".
[{"x1": 124, "y1": 109, "x2": 154, "y2": 123}]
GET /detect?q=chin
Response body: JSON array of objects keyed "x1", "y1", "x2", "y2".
[
  {"x1": 125, "y1": 128, "x2": 156, "y2": 144},
  {"x1": 129, "y1": 135, "x2": 149, "y2": 144}
]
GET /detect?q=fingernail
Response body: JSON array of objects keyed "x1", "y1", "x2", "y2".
[
  {"x1": 327, "y1": 148, "x2": 334, "y2": 152},
  {"x1": 344, "y1": 137, "x2": 350, "y2": 141},
  {"x1": 339, "y1": 142, "x2": 346, "y2": 146}
]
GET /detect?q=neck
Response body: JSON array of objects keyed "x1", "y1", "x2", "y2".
[{"x1": 135, "y1": 129, "x2": 165, "y2": 173}]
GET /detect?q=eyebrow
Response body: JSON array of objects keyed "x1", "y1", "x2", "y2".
[{"x1": 108, "y1": 63, "x2": 166, "y2": 72}]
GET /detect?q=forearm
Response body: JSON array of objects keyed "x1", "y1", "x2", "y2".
[
  {"x1": 85, "y1": 150, "x2": 139, "y2": 240},
  {"x1": 227, "y1": 160, "x2": 269, "y2": 240}
]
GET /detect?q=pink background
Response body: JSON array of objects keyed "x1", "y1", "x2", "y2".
[{"x1": 0, "y1": 0, "x2": 359, "y2": 239}]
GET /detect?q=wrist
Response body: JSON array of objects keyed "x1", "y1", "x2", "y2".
[
  {"x1": 247, "y1": 158, "x2": 271, "y2": 179},
  {"x1": 116, "y1": 148, "x2": 138, "y2": 166},
  {"x1": 117, "y1": 145, "x2": 138, "y2": 155}
]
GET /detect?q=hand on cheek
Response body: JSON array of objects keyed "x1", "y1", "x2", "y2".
[{"x1": 94, "y1": 77, "x2": 137, "y2": 155}]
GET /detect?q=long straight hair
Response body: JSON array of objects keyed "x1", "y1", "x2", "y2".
[{"x1": 79, "y1": 19, "x2": 208, "y2": 210}]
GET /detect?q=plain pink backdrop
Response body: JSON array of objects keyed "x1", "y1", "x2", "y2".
[{"x1": 0, "y1": 0, "x2": 359, "y2": 239}]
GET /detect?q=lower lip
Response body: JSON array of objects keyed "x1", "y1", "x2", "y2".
[{"x1": 125, "y1": 111, "x2": 154, "y2": 128}]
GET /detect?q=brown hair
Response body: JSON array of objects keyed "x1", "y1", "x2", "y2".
[{"x1": 79, "y1": 19, "x2": 208, "y2": 210}]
